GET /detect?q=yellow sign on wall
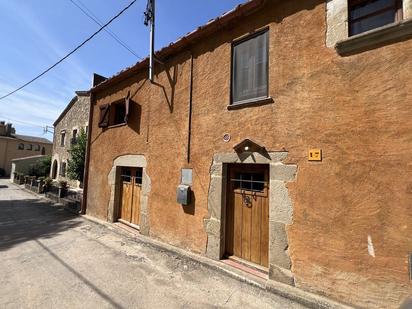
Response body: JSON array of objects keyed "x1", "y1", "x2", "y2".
[{"x1": 308, "y1": 149, "x2": 322, "y2": 161}]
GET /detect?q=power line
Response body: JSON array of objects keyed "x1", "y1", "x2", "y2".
[
  {"x1": 68, "y1": 0, "x2": 142, "y2": 60},
  {"x1": 0, "y1": 115, "x2": 51, "y2": 129},
  {"x1": 0, "y1": 0, "x2": 138, "y2": 101}
]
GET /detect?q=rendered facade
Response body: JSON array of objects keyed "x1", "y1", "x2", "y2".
[
  {"x1": 84, "y1": 1, "x2": 412, "y2": 308},
  {"x1": 0, "y1": 122, "x2": 52, "y2": 176}
]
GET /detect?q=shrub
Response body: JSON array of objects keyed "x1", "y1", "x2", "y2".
[
  {"x1": 59, "y1": 180, "x2": 68, "y2": 189},
  {"x1": 67, "y1": 129, "x2": 86, "y2": 182},
  {"x1": 42, "y1": 177, "x2": 53, "y2": 191},
  {"x1": 28, "y1": 155, "x2": 51, "y2": 178},
  {"x1": 38, "y1": 155, "x2": 51, "y2": 176}
]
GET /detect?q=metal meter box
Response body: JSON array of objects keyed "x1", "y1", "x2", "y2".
[{"x1": 177, "y1": 184, "x2": 191, "y2": 205}]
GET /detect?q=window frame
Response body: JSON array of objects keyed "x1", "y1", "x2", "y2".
[
  {"x1": 110, "y1": 100, "x2": 127, "y2": 127},
  {"x1": 60, "y1": 131, "x2": 66, "y2": 147},
  {"x1": 348, "y1": 0, "x2": 403, "y2": 36},
  {"x1": 230, "y1": 28, "x2": 270, "y2": 107},
  {"x1": 60, "y1": 162, "x2": 66, "y2": 177},
  {"x1": 26, "y1": 144, "x2": 33, "y2": 151},
  {"x1": 71, "y1": 128, "x2": 78, "y2": 144},
  {"x1": 18, "y1": 143, "x2": 24, "y2": 150}
]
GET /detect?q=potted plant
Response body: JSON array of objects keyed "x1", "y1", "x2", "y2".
[
  {"x1": 24, "y1": 175, "x2": 30, "y2": 184},
  {"x1": 16, "y1": 173, "x2": 24, "y2": 185},
  {"x1": 13, "y1": 172, "x2": 19, "y2": 184},
  {"x1": 37, "y1": 176, "x2": 45, "y2": 193},
  {"x1": 42, "y1": 177, "x2": 53, "y2": 193},
  {"x1": 58, "y1": 180, "x2": 68, "y2": 198}
]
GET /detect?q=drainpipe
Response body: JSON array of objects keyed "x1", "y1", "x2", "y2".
[
  {"x1": 81, "y1": 92, "x2": 94, "y2": 215},
  {"x1": 187, "y1": 52, "x2": 194, "y2": 164}
]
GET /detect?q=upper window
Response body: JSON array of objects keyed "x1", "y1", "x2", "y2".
[
  {"x1": 71, "y1": 129, "x2": 78, "y2": 144},
  {"x1": 98, "y1": 97, "x2": 130, "y2": 128},
  {"x1": 26, "y1": 144, "x2": 32, "y2": 150},
  {"x1": 60, "y1": 162, "x2": 66, "y2": 177},
  {"x1": 111, "y1": 101, "x2": 126, "y2": 126},
  {"x1": 34, "y1": 145, "x2": 40, "y2": 151},
  {"x1": 18, "y1": 143, "x2": 24, "y2": 150},
  {"x1": 60, "y1": 131, "x2": 66, "y2": 147},
  {"x1": 349, "y1": 0, "x2": 403, "y2": 36},
  {"x1": 231, "y1": 30, "x2": 269, "y2": 105}
]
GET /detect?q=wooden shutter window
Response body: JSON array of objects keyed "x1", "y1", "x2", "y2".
[
  {"x1": 124, "y1": 91, "x2": 130, "y2": 124},
  {"x1": 98, "y1": 104, "x2": 110, "y2": 128}
]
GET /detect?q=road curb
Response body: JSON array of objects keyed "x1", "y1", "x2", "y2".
[{"x1": 81, "y1": 215, "x2": 354, "y2": 309}]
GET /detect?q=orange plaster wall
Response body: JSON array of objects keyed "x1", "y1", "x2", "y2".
[{"x1": 86, "y1": 1, "x2": 412, "y2": 307}]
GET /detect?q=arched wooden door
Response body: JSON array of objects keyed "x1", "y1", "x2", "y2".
[
  {"x1": 118, "y1": 167, "x2": 142, "y2": 227},
  {"x1": 225, "y1": 164, "x2": 269, "y2": 268}
]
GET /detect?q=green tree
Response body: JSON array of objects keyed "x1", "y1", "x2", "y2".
[
  {"x1": 38, "y1": 155, "x2": 51, "y2": 176},
  {"x1": 67, "y1": 129, "x2": 87, "y2": 182},
  {"x1": 28, "y1": 155, "x2": 51, "y2": 177}
]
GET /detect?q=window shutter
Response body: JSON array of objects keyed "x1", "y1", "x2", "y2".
[
  {"x1": 98, "y1": 104, "x2": 110, "y2": 128},
  {"x1": 124, "y1": 91, "x2": 130, "y2": 123}
]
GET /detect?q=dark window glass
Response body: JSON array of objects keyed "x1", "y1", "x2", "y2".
[
  {"x1": 60, "y1": 162, "x2": 66, "y2": 176},
  {"x1": 34, "y1": 145, "x2": 40, "y2": 151},
  {"x1": 72, "y1": 129, "x2": 78, "y2": 144},
  {"x1": 60, "y1": 132, "x2": 66, "y2": 146},
  {"x1": 232, "y1": 30, "x2": 268, "y2": 104},
  {"x1": 26, "y1": 144, "x2": 32, "y2": 150},
  {"x1": 18, "y1": 143, "x2": 24, "y2": 150},
  {"x1": 232, "y1": 172, "x2": 265, "y2": 192},
  {"x1": 112, "y1": 102, "x2": 126, "y2": 126},
  {"x1": 121, "y1": 167, "x2": 131, "y2": 182},
  {"x1": 135, "y1": 168, "x2": 143, "y2": 184},
  {"x1": 349, "y1": 0, "x2": 402, "y2": 36}
]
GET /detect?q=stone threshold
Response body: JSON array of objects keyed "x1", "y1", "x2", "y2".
[{"x1": 83, "y1": 214, "x2": 355, "y2": 309}]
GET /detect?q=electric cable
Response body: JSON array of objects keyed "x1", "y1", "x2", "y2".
[
  {"x1": 0, "y1": 0, "x2": 138, "y2": 101},
  {"x1": 68, "y1": 0, "x2": 142, "y2": 60}
]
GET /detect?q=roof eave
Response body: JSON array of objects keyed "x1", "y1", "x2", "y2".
[{"x1": 91, "y1": 0, "x2": 266, "y2": 94}]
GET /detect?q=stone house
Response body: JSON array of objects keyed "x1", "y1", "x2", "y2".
[
  {"x1": 0, "y1": 121, "x2": 52, "y2": 176},
  {"x1": 84, "y1": 0, "x2": 412, "y2": 308},
  {"x1": 51, "y1": 91, "x2": 90, "y2": 187}
]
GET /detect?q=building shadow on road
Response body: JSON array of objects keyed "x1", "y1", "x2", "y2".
[{"x1": 0, "y1": 198, "x2": 81, "y2": 252}]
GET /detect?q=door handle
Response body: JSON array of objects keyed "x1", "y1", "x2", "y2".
[{"x1": 243, "y1": 195, "x2": 252, "y2": 208}]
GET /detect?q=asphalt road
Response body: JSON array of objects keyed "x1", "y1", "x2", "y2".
[{"x1": 0, "y1": 179, "x2": 306, "y2": 309}]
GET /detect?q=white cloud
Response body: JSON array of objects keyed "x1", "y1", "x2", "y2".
[{"x1": 0, "y1": 1, "x2": 93, "y2": 137}]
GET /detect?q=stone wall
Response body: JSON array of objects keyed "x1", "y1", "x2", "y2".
[
  {"x1": 86, "y1": 1, "x2": 412, "y2": 308},
  {"x1": 52, "y1": 94, "x2": 90, "y2": 187}
]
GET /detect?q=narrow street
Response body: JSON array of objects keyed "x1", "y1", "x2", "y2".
[{"x1": 0, "y1": 179, "x2": 306, "y2": 309}]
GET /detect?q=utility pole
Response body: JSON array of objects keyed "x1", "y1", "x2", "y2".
[
  {"x1": 43, "y1": 125, "x2": 54, "y2": 135},
  {"x1": 144, "y1": 0, "x2": 155, "y2": 82}
]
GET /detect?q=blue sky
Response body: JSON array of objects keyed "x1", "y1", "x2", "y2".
[{"x1": 0, "y1": 0, "x2": 245, "y2": 139}]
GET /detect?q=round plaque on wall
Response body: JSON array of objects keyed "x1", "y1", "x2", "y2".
[{"x1": 223, "y1": 133, "x2": 231, "y2": 143}]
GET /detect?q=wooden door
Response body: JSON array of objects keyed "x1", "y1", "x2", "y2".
[
  {"x1": 119, "y1": 167, "x2": 142, "y2": 227},
  {"x1": 225, "y1": 164, "x2": 269, "y2": 267}
]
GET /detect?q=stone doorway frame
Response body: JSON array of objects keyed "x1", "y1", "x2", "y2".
[
  {"x1": 204, "y1": 149, "x2": 297, "y2": 285},
  {"x1": 107, "y1": 154, "x2": 151, "y2": 235}
]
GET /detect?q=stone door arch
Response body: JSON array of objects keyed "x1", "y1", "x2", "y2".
[
  {"x1": 204, "y1": 139, "x2": 297, "y2": 285},
  {"x1": 107, "y1": 154, "x2": 151, "y2": 235}
]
